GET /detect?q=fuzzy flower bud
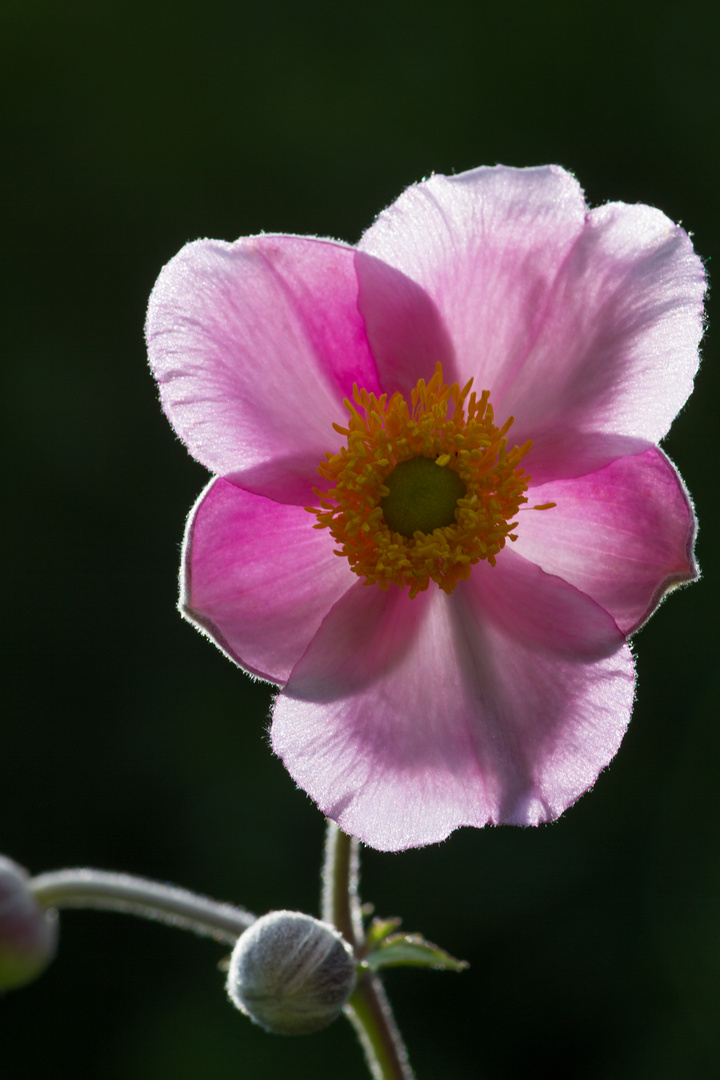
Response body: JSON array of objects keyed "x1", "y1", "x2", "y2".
[
  {"x1": 226, "y1": 910, "x2": 356, "y2": 1035},
  {"x1": 0, "y1": 857, "x2": 57, "y2": 991}
]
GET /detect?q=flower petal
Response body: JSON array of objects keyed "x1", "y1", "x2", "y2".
[
  {"x1": 353, "y1": 250, "x2": 458, "y2": 394},
  {"x1": 505, "y1": 201, "x2": 705, "y2": 447},
  {"x1": 522, "y1": 430, "x2": 651, "y2": 487},
  {"x1": 272, "y1": 572, "x2": 632, "y2": 851},
  {"x1": 467, "y1": 546, "x2": 624, "y2": 658},
  {"x1": 359, "y1": 165, "x2": 705, "y2": 444},
  {"x1": 181, "y1": 478, "x2": 355, "y2": 683},
  {"x1": 358, "y1": 164, "x2": 587, "y2": 396},
  {"x1": 514, "y1": 446, "x2": 698, "y2": 635},
  {"x1": 146, "y1": 235, "x2": 380, "y2": 504}
]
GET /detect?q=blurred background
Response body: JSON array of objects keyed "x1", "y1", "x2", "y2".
[{"x1": 1, "y1": 1, "x2": 718, "y2": 1077}]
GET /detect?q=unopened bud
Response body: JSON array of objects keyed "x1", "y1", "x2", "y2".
[
  {"x1": 227, "y1": 910, "x2": 356, "y2": 1035},
  {"x1": 0, "y1": 857, "x2": 57, "y2": 991}
]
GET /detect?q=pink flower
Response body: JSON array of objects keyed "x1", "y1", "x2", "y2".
[{"x1": 146, "y1": 166, "x2": 704, "y2": 852}]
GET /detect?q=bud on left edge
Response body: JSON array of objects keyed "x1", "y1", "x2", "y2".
[{"x1": 0, "y1": 857, "x2": 57, "y2": 991}]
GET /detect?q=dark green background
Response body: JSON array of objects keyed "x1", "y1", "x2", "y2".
[{"x1": 2, "y1": 2, "x2": 718, "y2": 1077}]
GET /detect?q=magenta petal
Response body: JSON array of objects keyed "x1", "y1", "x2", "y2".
[
  {"x1": 522, "y1": 430, "x2": 651, "y2": 487},
  {"x1": 353, "y1": 250, "x2": 458, "y2": 395},
  {"x1": 182, "y1": 478, "x2": 355, "y2": 683},
  {"x1": 467, "y1": 547, "x2": 624, "y2": 659},
  {"x1": 514, "y1": 447, "x2": 698, "y2": 635},
  {"x1": 272, "y1": 578, "x2": 632, "y2": 851},
  {"x1": 146, "y1": 235, "x2": 380, "y2": 504},
  {"x1": 273, "y1": 579, "x2": 428, "y2": 700}
]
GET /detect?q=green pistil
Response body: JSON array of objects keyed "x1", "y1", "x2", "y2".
[{"x1": 380, "y1": 456, "x2": 467, "y2": 538}]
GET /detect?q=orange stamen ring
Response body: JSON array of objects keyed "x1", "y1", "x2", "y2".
[{"x1": 308, "y1": 363, "x2": 535, "y2": 598}]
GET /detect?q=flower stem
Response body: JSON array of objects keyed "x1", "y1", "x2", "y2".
[
  {"x1": 321, "y1": 819, "x2": 363, "y2": 946},
  {"x1": 345, "y1": 976, "x2": 415, "y2": 1080},
  {"x1": 29, "y1": 869, "x2": 255, "y2": 944},
  {"x1": 322, "y1": 822, "x2": 415, "y2": 1080}
]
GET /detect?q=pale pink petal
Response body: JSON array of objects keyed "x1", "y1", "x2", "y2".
[
  {"x1": 514, "y1": 447, "x2": 697, "y2": 635},
  {"x1": 146, "y1": 235, "x2": 380, "y2": 504},
  {"x1": 359, "y1": 165, "x2": 705, "y2": 444},
  {"x1": 272, "y1": 574, "x2": 631, "y2": 851},
  {"x1": 181, "y1": 478, "x2": 355, "y2": 683},
  {"x1": 358, "y1": 165, "x2": 587, "y2": 397},
  {"x1": 505, "y1": 201, "x2": 705, "y2": 448}
]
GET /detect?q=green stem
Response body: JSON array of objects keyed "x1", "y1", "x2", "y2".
[
  {"x1": 345, "y1": 976, "x2": 415, "y2": 1080},
  {"x1": 321, "y1": 820, "x2": 362, "y2": 946},
  {"x1": 322, "y1": 822, "x2": 415, "y2": 1080},
  {"x1": 30, "y1": 869, "x2": 255, "y2": 944}
]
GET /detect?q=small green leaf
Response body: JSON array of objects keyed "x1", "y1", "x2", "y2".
[
  {"x1": 364, "y1": 933, "x2": 468, "y2": 972},
  {"x1": 365, "y1": 916, "x2": 402, "y2": 949}
]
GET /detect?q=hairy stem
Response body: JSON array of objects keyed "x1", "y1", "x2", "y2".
[
  {"x1": 322, "y1": 822, "x2": 415, "y2": 1080},
  {"x1": 30, "y1": 869, "x2": 255, "y2": 944}
]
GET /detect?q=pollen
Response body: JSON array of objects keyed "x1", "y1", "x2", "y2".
[{"x1": 307, "y1": 363, "x2": 537, "y2": 598}]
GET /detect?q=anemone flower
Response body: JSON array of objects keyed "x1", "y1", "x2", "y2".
[{"x1": 146, "y1": 166, "x2": 704, "y2": 851}]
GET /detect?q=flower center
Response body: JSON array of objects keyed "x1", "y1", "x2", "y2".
[
  {"x1": 308, "y1": 363, "x2": 542, "y2": 598},
  {"x1": 380, "y1": 456, "x2": 467, "y2": 537}
]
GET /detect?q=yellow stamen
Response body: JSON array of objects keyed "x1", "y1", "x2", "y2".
[{"x1": 307, "y1": 363, "x2": 538, "y2": 598}]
